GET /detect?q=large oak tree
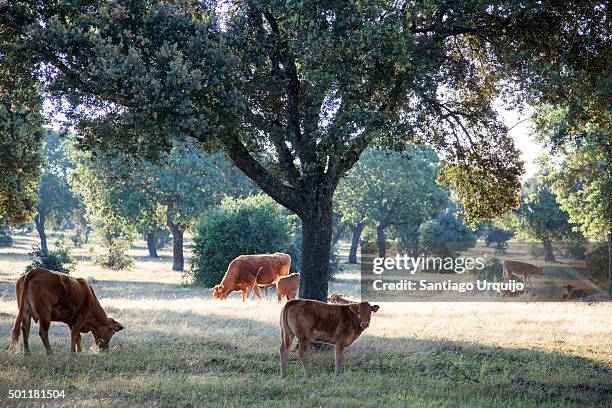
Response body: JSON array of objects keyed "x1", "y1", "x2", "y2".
[{"x1": 3, "y1": 0, "x2": 606, "y2": 300}]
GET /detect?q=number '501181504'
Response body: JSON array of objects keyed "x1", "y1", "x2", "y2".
[{"x1": 8, "y1": 389, "x2": 66, "y2": 399}]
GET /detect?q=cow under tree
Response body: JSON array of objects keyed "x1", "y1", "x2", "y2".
[
  {"x1": 279, "y1": 299, "x2": 379, "y2": 378},
  {"x1": 214, "y1": 253, "x2": 291, "y2": 301}
]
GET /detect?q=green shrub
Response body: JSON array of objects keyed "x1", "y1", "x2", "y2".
[
  {"x1": 418, "y1": 211, "x2": 476, "y2": 272},
  {"x1": 26, "y1": 239, "x2": 76, "y2": 273},
  {"x1": 528, "y1": 244, "x2": 544, "y2": 259},
  {"x1": 484, "y1": 227, "x2": 513, "y2": 254},
  {"x1": 562, "y1": 240, "x2": 587, "y2": 260},
  {"x1": 190, "y1": 195, "x2": 293, "y2": 287},
  {"x1": 92, "y1": 236, "x2": 134, "y2": 270},
  {"x1": 585, "y1": 242, "x2": 609, "y2": 286},
  {"x1": 468, "y1": 255, "x2": 503, "y2": 281},
  {"x1": 0, "y1": 227, "x2": 11, "y2": 247}
]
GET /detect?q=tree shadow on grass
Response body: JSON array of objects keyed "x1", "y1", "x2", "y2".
[
  {"x1": 1, "y1": 302, "x2": 609, "y2": 407},
  {"x1": 0, "y1": 272, "x2": 609, "y2": 407}
]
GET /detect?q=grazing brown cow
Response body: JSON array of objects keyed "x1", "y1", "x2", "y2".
[
  {"x1": 276, "y1": 273, "x2": 300, "y2": 302},
  {"x1": 502, "y1": 260, "x2": 544, "y2": 288},
  {"x1": 213, "y1": 253, "x2": 290, "y2": 301},
  {"x1": 329, "y1": 293, "x2": 353, "y2": 304},
  {"x1": 11, "y1": 268, "x2": 124, "y2": 355},
  {"x1": 279, "y1": 299, "x2": 379, "y2": 378}
]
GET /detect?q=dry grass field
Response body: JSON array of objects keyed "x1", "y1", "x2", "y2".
[{"x1": 0, "y1": 234, "x2": 610, "y2": 407}]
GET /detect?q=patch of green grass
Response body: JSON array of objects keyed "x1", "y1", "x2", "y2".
[{"x1": 0, "y1": 338, "x2": 609, "y2": 407}]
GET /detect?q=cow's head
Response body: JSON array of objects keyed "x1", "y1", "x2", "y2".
[
  {"x1": 286, "y1": 289, "x2": 298, "y2": 300},
  {"x1": 538, "y1": 266, "x2": 545, "y2": 275},
  {"x1": 213, "y1": 284, "x2": 226, "y2": 300},
  {"x1": 349, "y1": 302, "x2": 380, "y2": 329},
  {"x1": 92, "y1": 318, "x2": 124, "y2": 352}
]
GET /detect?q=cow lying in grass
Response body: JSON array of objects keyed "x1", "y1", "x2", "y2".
[
  {"x1": 11, "y1": 268, "x2": 123, "y2": 355},
  {"x1": 329, "y1": 293, "x2": 353, "y2": 304},
  {"x1": 279, "y1": 299, "x2": 379, "y2": 378}
]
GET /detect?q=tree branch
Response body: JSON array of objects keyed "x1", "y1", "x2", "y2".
[{"x1": 221, "y1": 136, "x2": 303, "y2": 214}]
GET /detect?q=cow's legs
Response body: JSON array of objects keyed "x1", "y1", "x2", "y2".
[
  {"x1": 277, "y1": 291, "x2": 282, "y2": 302},
  {"x1": 241, "y1": 289, "x2": 248, "y2": 302},
  {"x1": 335, "y1": 344, "x2": 345, "y2": 376},
  {"x1": 21, "y1": 316, "x2": 31, "y2": 355},
  {"x1": 264, "y1": 286, "x2": 269, "y2": 298},
  {"x1": 38, "y1": 319, "x2": 53, "y2": 355},
  {"x1": 252, "y1": 285, "x2": 261, "y2": 300},
  {"x1": 297, "y1": 339, "x2": 311, "y2": 378},
  {"x1": 70, "y1": 328, "x2": 82, "y2": 354}
]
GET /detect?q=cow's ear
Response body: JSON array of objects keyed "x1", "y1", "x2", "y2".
[
  {"x1": 110, "y1": 318, "x2": 124, "y2": 332},
  {"x1": 371, "y1": 305, "x2": 380, "y2": 313},
  {"x1": 348, "y1": 304, "x2": 359, "y2": 314}
]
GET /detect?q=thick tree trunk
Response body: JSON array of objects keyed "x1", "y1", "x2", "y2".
[
  {"x1": 608, "y1": 232, "x2": 612, "y2": 297},
  {"x1": 146, "y1": 231, "x2": 159, "y2": 258},
  {"x1": 299, "y1": 207, "x2": 333, "y2": 302},
  {"x1": 348, "y1": 222, "x2": 365, "y2": 264},
  {"x1": 34, "y1": 214, "x2": 48, "y2": 254},
  {"x1": 377, "y1": 224, "x2": 386, "y2": 258},
  {"x1": 166, "y1": 207, "x2": 185, "y2": 272},
  {"x1": 543, "y1": 239, "x2": 556, "y2": 262},
  {"x1": 171, "y1": 228, "x2": 184, "y2": 271}
]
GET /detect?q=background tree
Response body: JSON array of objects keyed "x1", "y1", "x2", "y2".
[
  {"x1": 0, "y1": 216, "x2": 12, "y2": 247},
  {"x1": 513, "y1": 175, "x2": 575, "y2": 262},
  {"x1": 535, "y1": 108, "x2": 612, "y2": 294},
  {"x1": 145, "y1": 142, "x2": 255, "y2": 271},
  {"x1": 336, "y1": 145, "x2": 448, "y2": 259},
  {"x1": 0, "y1": 8, "x2": 43, "y2": 225},
  {"x1": 70, "y1": 140, "x2": 254, "y2": 271},
  {"x1": 13, "y1": 1, "x2": 607, "y2": 300},
  {"x1": 34, "y1": 131, "x2": 79, "y2": 254},
  {"x1": 418, "y1": 209, "x2": 477, "y2": 268},
  {"x1": 477, "y1": 222, "x2": 515, "y2": 254}
]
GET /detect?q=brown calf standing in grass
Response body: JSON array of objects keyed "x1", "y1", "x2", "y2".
[
  {"x1": 276, "y1": 273, "x2": 300, "y2": 302},
  {"x1": 502, "y1": 260, "x2": 544, "y2": 288},
  {"x1": 279, "y1": 299, "x2": 379, "y2": 378},
  {"x1": 11, "y1": 268, "x2": 123, "y2": 355}
]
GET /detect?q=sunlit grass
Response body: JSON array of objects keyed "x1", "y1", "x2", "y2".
[{"x1": 0, "y1": 234, "x2": 610, "y2": 407}]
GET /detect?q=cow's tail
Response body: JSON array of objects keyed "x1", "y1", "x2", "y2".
[
  {"x1": 255, "y1": 267, "x2": 264, "y2": 285},
  {"x1": 502, "y1": 262, "x2": 509, "y2": 281},
  {"x1": 279, "y1": 301, "x2": 295, "y2": 350},
  {"x1": 10, "y1": 271, "x2": 34, "y2": 348}
]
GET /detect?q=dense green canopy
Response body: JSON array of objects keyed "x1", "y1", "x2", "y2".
[
  {"x1": 0, "y1": 13, "x2": 44, "y2": 225},
  {"x1": 2, "y1": 0, "x2": 607, "y2": 299}
]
